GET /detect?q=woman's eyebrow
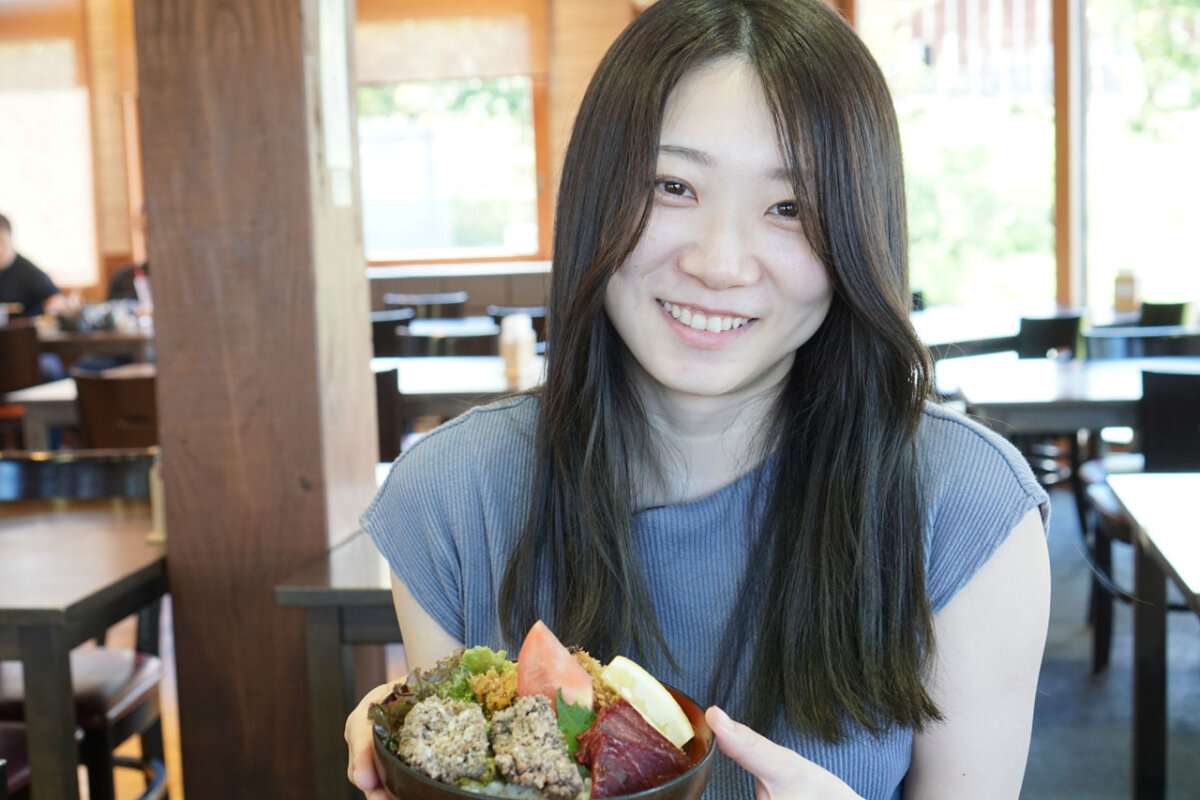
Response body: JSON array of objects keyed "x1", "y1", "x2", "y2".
[{"x1": 658, "y1": 144, "x2": 791, "y2": 181}]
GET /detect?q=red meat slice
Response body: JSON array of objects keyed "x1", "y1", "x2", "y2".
[{"x1": 576, "y1": 700, "x2": 690, "y2": 797}]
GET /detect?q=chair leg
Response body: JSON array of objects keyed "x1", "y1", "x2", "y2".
[
  {"x1": 80, "y1": 727, "x2": 118, "y2": 800},
  {"x1": 141, "y1": 717, "x2": 166, "y2": 766},
  {"x1": 1091, "y1": 529, "x2": 1114, "y2": 675}
]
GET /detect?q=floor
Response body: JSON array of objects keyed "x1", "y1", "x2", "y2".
[{"x1": 88, "y1": 490, "x2": 1198, "y2": 799}]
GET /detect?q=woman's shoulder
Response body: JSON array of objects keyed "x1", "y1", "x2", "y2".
[
  {"x1": 916, "y1": 401, "x2": 1050, "y2": 611},
  {"x1": 916, "y1": 400, "x2": 1044, "y2": 505}
]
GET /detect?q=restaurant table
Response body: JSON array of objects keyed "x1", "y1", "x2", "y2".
[
  {"x1": 37, "y1": 329, "x2": 154, "y2": 371},
  {"x1": 0, "y1": 502, "x2": 167, "y2": 800},
  {"x1": 910, "y1": 304, "x2": 1142, "y2": 360},
  {"x1": 371, "y1": 355, "x2": 546, "y2": 422},
  {"x1": 2, "y1": 363, "x2": 156, "y2": 449},
  {"x1": 275, "y1": 531, "x2": 397, "y2": 800},
  {"x1": 934, "y1": 353, "x2": 1200, "y2": 434},
  {"x1": 1107, "y1": 473, "x2": 1200, "y2": 800}
]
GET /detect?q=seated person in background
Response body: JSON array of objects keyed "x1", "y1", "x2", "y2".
[
  {"x1": 107, "y1": 261, "x2": 150, "y2": 302},
  {"x1": 0, "y1": 213, "x2": 64, "y2": 317}
]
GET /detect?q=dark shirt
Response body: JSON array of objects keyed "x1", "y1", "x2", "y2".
[
  {"x1": 0, "y1": 253, "x2": 58, "y2": 317},
  {"x1": 107, "y1": 262, "x2": 150, "y2": 302}
]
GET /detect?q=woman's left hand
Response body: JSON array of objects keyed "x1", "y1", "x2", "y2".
[{"x1": 705, "y1": 707, "x2": 864, "y2": 800}]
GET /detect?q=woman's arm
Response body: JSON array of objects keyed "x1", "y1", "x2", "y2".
[
  {"x1": 344, "y1": 575, "x2": 464, "y2": 798},
  {"x1": 389, "y1": 573, "x2": 464, "y2": 671},
  {"x1": 906, "y1": 506, "x2": 1051, "y2": 799}
]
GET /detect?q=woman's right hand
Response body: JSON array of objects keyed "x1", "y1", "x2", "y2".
[{"x1": 345, "y1": 682, "x2": 398, "y2": 799}]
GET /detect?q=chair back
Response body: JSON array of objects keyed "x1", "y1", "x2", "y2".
[
  {"x1": 74, "y1": 371, "x2": 158, "y2": 448},
  {"x1": 1139, "y1": 371, "x2": 1200, "y2": 472},
  {"x1": 394, "y1": 329, "x2": 497, "y2": 357},
  {"x1": 375, "y1": 367, "x2": 400, "y2": 463},
  {"x1": 371, "y1": 308, "x2": 416, "y2": 357},
  {"x1": 382, "y1": 290, "x2": 469, "y2": 319},
  {"x1": 486, "y1": 304, "x2": 547, "y2": 342},
  {"x1": 1138, "y1": 301, "x2": 1188, "y2": 327},
  {"x1": 1016, "y1": 314, "x2": 1081, "y2": 359},
  {"x1": 1085, "y1": 327, "x2": 1200, "y2": 359},
  {"x1": 0, "y1": 322, "x2": 40, "y2": 393},
  {"x1": 0, "y1": 448, "x2": 155, "y2": 502}
]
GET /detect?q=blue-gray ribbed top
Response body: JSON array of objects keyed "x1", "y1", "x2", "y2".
[{"x1": 362, "y1": 394, "x2": 1048, "y2": 800}]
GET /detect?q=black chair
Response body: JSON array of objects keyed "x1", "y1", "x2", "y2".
[
  {"x1": 1138, "y1": 301, "x2": 1189, "y2": 327},
  {"x1": 0, "y1": 450, "x2": 167, "y2": 800},
  {"x1": 1080, "y1": 370, "x2": 1200, "y2": 673},
  {"x1": 1015, "y1": 314, "x2": 1081, "y2": 359},
  {"x1": 1084, "y1": 327, "x2": 1200, "y2": 359},
  {"x1": 0, "y1": 724, "x2": 30, "y2": 800},
  {"x1": 394, "y1": 329, "x2": 497, "y2": 357},
  {"x1": 375, "y1": 367, "x2": 400, "y2": 463},
  {"x1": 486, "y1": 305, "x2": 548, "y2": 342},
  {"x1": 382, "y1": 290, "x2": 469, "y2": 319},
  {"x1": 371, "y1": 308, "x2": 416, "y2": 357}
]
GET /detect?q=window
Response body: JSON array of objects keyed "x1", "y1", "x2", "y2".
[
  {"x1": 354, "y1": 7, "x2": 549, "y2": 264},
  {"x1": 859, "y1": 0, "x2": 1057, "y2": 307},
  {"x1": 1084, "y1": 0, "x2": 1200, "y2": 311}
]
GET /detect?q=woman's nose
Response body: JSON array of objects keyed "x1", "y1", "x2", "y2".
[{"x1": 676, "y1": 219, "x2": 760, "y2": 290}]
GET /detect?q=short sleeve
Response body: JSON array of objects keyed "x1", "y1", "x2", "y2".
[
  {"x1": 361, "y1": 441, "x2": 466, "y2": 643},
  {"x1": 921, "y1": 406, "x2": 1051, "y2": 613},
  {"x1": 30, "y1": 266, "x2": 58, "y2": 305}
]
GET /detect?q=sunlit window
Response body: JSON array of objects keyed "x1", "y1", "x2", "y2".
[
  {"x1": 1085, "y1": 0, "x2": 1200, "y2": 311},
  {"x1": 859, "y1": 0, "x2": 1056, "y2": 307},
  {"x1": 355, "y1": 15, "x2": 542, "y2": 262}
]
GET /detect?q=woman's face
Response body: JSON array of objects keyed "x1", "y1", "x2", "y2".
[{"x1": 604, "y1": 56, "x2": 833, "y2": 401}]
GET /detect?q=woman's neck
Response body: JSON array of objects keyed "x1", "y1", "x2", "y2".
[{"x1": 631, "y1": 355, "x2": 792, "y2": 508}]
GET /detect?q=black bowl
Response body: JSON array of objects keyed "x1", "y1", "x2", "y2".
[{"x1": 373, "y1": 684, "x2": 716, "y2": 799}]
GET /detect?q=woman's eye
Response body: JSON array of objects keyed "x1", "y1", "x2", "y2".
[
  {"x1": 656, "y1": 179, "x2": 695, "y2": 199},
  {"x1": 770, "y1": 201, "x2": 799, "y2": 219}
]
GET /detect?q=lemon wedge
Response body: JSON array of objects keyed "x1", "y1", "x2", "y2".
[{"x1": 600, "y1": 656, "x2": 695, "y2": 749}]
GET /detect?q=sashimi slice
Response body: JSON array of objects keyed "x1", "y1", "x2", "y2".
[
  {"x1": 516, "y1": 620, "x2": 594, "y2": 711},
  {"x1": 576, "y1": 699, "x2": 690, "y2": 797}
]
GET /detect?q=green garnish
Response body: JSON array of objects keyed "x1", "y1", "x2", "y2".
[
  {"x1": 556, "y1": 689, "x2": 596, "y2": 757},
  {"x1": 461, "y1": 645, "x2": 516, "y2": 676}
]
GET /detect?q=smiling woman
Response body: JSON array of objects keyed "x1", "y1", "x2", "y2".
[{"x1": 346, "y1": 2, "x2": 1050, "y2": 799}]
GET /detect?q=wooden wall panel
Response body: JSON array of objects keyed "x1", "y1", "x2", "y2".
[
  {"x1": 134, "y1": 0, "x2": 376, "y2": 795},
  {"x1": 548, "y1": 0, "x2": 632, "y2": 203}
]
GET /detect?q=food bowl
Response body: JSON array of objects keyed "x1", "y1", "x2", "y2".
[{"x1": 373, "y1": 684, "x2": 716, "y2": 800}]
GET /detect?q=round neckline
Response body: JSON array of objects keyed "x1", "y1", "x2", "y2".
[{"x1": 634, "y1": 454, "x2": 773, "y2": 515}]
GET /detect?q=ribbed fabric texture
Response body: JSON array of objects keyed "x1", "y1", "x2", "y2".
[{"x1": 362, "y1": 395, "x2": 1049, "y2": 800}]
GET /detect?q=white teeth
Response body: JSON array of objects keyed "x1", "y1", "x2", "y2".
[{"x1": 661, "y1": 300, "x2": 754, "y2": 333}]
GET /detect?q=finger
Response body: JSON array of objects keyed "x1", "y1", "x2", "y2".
[
  {"x1": 346, "y1": 682, "x2": 398, "y2": 790},
  {"x1": 705, "y1": 706, "x2": 799, "y2": 789}
]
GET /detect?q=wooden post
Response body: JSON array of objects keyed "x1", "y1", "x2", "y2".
[{"x1": 134, "y1": 0, "x2": 377, "y2": 795}]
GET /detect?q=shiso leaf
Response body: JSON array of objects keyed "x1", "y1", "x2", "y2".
[{"x1": 556, "y1": 689, "x2": 596, "y2": 757}]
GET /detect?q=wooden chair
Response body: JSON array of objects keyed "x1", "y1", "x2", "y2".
[
  {"x1": 1015, "y1": 314, "x2": 1081, "y2": 359},
  {"x1": 0, "y1": 322, "x2": 42, "y2": 450},
  {"x1": 375, "y1": 367, "x2": 401, "y2": 463},
  {"x1": 370, "y1": 308, "x2": 416, "y2": 358},
  {"x1": 1080, "y1": 371, "x2": 1200, "y2": 673},
  {"x1": 394, "y1": 329, "x2": 497, "y2": 357},
  {"x1": 0, "y1": 450, "x2": 167, "y2": 800},
  {"x1": 382, "y1": 290, "x2": 469, "y2": 319},
  {"x1": 1137, "y1": 301, "x2": 1189, "y2": 327},
  {"x1": 74, "y1": 370, "x2": 158, "y2": 448},
  {"x1": 0, "y1": 723, "x2": 30, "y2": 800}
]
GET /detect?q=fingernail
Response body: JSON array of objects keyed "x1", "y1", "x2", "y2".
[{"x1": 709, "y1": 706, "x2": 730, "y2": 726}]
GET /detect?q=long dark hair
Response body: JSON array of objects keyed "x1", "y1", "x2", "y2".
[{"x1": 499, "y1": 0, "x2": 938, "y2": 742}]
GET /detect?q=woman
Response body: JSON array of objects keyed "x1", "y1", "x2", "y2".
[{"x1": 346, "y1": 0, "x2": 1051, "y2": 797}]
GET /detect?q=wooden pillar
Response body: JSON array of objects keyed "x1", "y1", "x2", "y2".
[{"x1": 134, "y1": 0, "x2": 376, "y2": 796}]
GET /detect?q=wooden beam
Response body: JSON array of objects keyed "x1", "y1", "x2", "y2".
[
  {"x1": 134, "y1": 0, "x2": 377, "y2": 795},
  {"x1": 1053, "y1": 0, "x2": 1084, "y2": 307}
]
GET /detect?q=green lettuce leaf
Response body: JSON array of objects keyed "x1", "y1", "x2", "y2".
[{"x1": 556, "y1": 689, "x2": 596, "y2": 757}]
